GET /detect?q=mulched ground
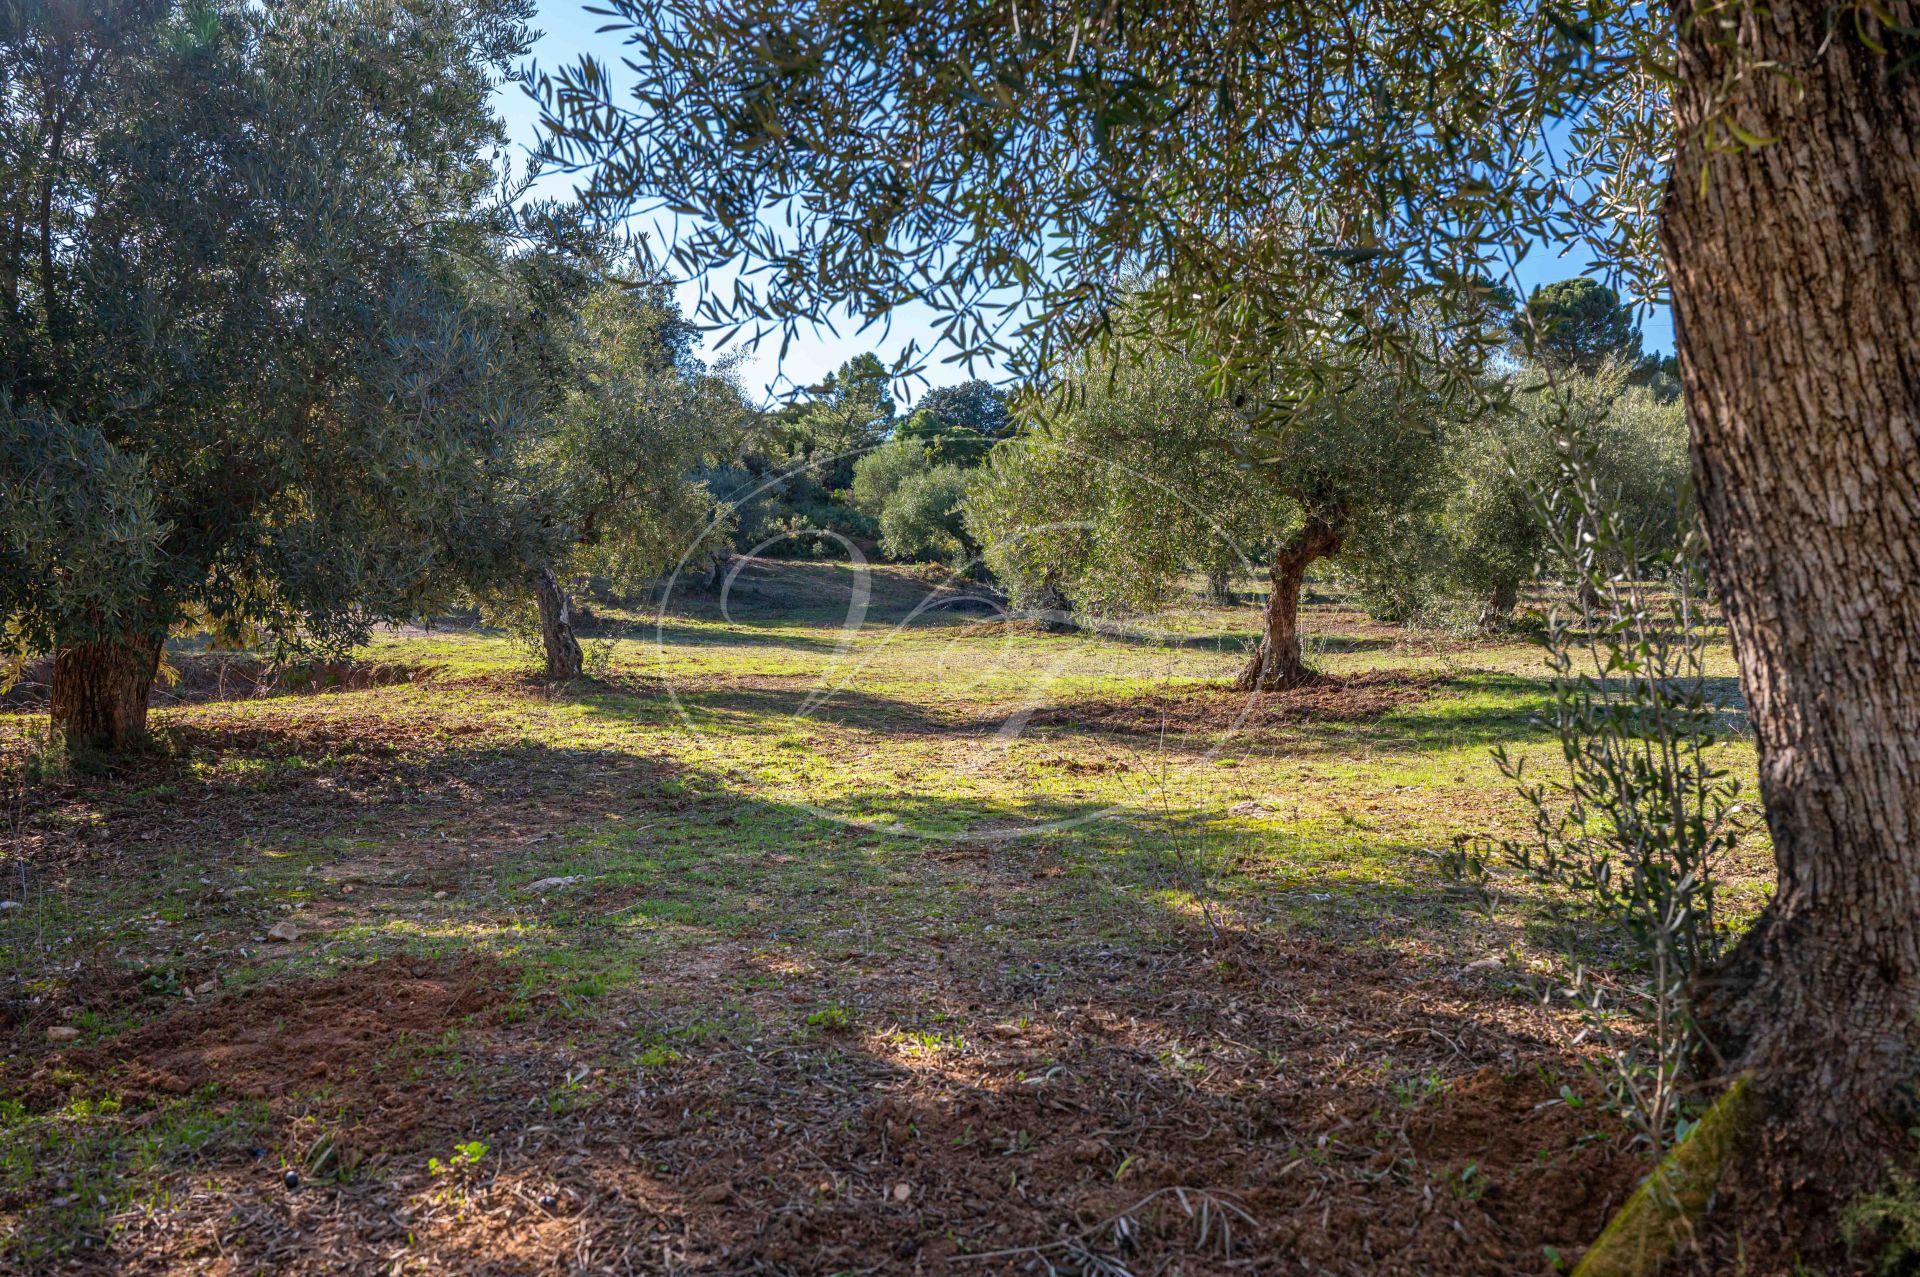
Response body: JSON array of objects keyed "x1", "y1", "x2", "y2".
[
  {"x1": 0, "y1": 662, "x2": 1648, "y2": 1275},
  {"x1": 53, "y1": 958, "x2": 505, "y2": 1112},
  {"x1": 4, "y1": 931, "x2": 1643, "y2": 1276},
  {"x1": 0, "y1": 695, "x2": 684, "y2": 875}
]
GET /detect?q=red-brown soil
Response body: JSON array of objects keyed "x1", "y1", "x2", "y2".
[
  {"x1": 0, "y1": 644, "x2": 1645, "y2": 1275},
  {"x1": 60, "y1": 958, "x2": 502, "y2": 1103},
  {"x1": 5, "y1": 938, "x2": 1644, "y2": 1276}
]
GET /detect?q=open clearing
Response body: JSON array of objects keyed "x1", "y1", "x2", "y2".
[{"x1": 0, "y1": 561, "x2": 1767, "y2": 1275}]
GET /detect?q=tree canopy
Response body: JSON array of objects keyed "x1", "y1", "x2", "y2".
[
  {"x1": 536, "y1": 0, "x2": 1688, "y2": 406},
  {"x1": 1342, "y1": 363, "x2": 1689, "y2": 628},
  {"x1": 968, "y1": 324, "x2": 1445, "y2": 685},
  {"x1": 461, "y1": 224, "x2": 747, "y2": 677},
  {"x1": 2, "y1": 0, "x2": 537, "y2": 742},
  {"x1": 786, "y1": 354, "x2": 894, "y2": 457},
  {"x1": 1514, "y1": 278, "x2": 1643, "y2": 374},
  {"x1": 967, "y1": 344, "x2": 1271, "y2": 617},
  {"x1": 897, "y1": 379, "x2": 1013, "y2": 464}
]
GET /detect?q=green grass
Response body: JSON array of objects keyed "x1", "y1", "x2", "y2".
[
  {"x1": 0, "y1": 1087, "x2": 267, "y2": 1262},
  {"x1": 6, "y1": 564, "x2": 1770, "y2": 985},
  {"x1": 0, "y1": 561, "x2": 1771, "y2": 1267}
]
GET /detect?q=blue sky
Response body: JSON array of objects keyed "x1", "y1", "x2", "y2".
[
  {"x1": 495, "y1": 4, "x2": 968, "y2": 407},
  {"x1": 495, "y1": 3, "x2": 1673, "y2": 405}
]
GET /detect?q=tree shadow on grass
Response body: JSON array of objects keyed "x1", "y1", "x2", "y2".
[
  {"x1": 1391, "y1": 670, "x2": 1750, "y2": 744},
  {"x1": 637, "y1": 594, "x2": 1035, "y2": 657},
  {"x1": 641, "y1": 619, "x2": 851, "y2": 654},
  {"x1": 992, "y1": 671, "x2": 1568, "y2": 761},
  {"x1": 953, "y1": 615, "x2": 1402, "y2": 657},
  {"x1": 993, "y1": 618, "x2": 1259, "y2": 653},
  {"x1": 572, "y1": 679, "x2": 964, "y2": 738},
  {"x1": 0, "y1": 666, "x2": 1670, "y2": 1275},
  {"x1": 3, "y1": 751, "x2": 1647, "y2": 1275},
  {"x1": 556, "y1": 665, "x2": 1576, "y2": 766}
]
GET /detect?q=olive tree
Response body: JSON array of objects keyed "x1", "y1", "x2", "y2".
[
  {"x1": 538, "y1": 0, "x2": 1920, "y2": 1240},
  {"x1": 848, "y1": 437, "x2": 933, "y2": 518},
  {"x1": 968, "y1": 339, "x2": 1440, "y2": 686},
  {"x1": 877, "y1": 466, "x2": 975, "y2": 565},
  {"x1": 1344, "y1": 365, "x2": 1691, "y2": 630},
  {"x1": 446, "y1": 209, "x2": 751, "y2": 679},
  {"x1": 969, "y1": 346, "x2": 1256, "y2": 615},
  {"x1": 965, "y1": 420, "x2": 1101, "y2": 625},
  {"x1": 849, "y1": 437, "x2": 976, "y2": 564},
  {"x1": 1233, "y1": 369, "x2": 1446, "y2": 688},
  {"x1": 1, "y1": 0, "x2": 535, "y2": 749},
  {"x1": 510, "y1": 281, "x2": 743, "y2": 679}
]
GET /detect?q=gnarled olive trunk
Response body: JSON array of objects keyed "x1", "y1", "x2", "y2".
[
  {"x1": 1027, "y1": 570, "x2": 1075, "y2": 632},
  {"x1": 50, "y1": 634, "x2": 163, "y2": 751},
  {"x1": 1203, "y1": 567, "x2": 1238, "y2": 607},
  {"x1": 533, "y1": 565, "x2": 583, "y2": 681},
  {"x1": 1478, "y1": 578, "x2": 1519, "y2": 632},
  {"x1": 1236, "y1": 519, "x2": 1341, "y2": 691},
  {"x1": 1665, "y1": 0, "x2": 1920, "y2": 1244}
]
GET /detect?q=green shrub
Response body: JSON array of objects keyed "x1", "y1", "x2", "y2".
[
  {"x1": 849, "y1": 437, "x2": 936, "y2": 518},
  {"x1": 878, "y1": 466, "x2": 975, "y2": 564}
]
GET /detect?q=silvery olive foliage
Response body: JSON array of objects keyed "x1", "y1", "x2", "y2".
[
  {"x1": 1, "y1": 0, "x2": 537, "y2": 676},
  {"x1": 846, "y1": 438, "x2": 971, "y2": 565},
  {"x1": 965, "y1": 343, "x2": 1275, "y2": 618},
  {"x1": 517, "y1": 270, "x2": 747, "y2": 591},
  {"x1": 1341, "y1": 363, "x2": 1691, "y2": 630},
  {"x1": 533, "y1": 0, "x2": 1708, "y2": 422},
  {"x1": 967, "y1": 326, "x2": 1449, "y2": 631}
]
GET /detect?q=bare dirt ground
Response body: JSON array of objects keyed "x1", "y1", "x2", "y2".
[{"x1": 14, "y1": 932, "x2": 1634, "y2": 1276}]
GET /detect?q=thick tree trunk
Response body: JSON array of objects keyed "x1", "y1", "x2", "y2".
[
  {"x1": 1478, "y1": 578, "x2": 1518, "y2": 632},
  {"x1": 533, "y1": 566, "x2": 583, "y2": 681},
  {"x1": 50, "y1": 634, "x2": 163, "y2": 751},
  {"x1": 1664, "y1": 0, "x2": 1920, "y2": 1249},
  {"x1": 1203, "y1": 568, "x2": 1238, "y2": 607},
  {"x1": 1027, "y1": 571, "x2": 1075, "y2": 632},
  {"x1": 1236, "y1": 520, "x2": 1340, "y2": 691}
]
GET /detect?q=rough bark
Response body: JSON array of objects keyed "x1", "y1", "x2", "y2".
[
  {"x1": 1203, "y1": 568, "x2": 1239, "y2": 607},
  {"x1": 1236, "y1": 519, "x2": 1341, "y2": 690},
  {"x1": 1664, "y1": 0, "x2": 1920, "y2": 1252},
  {"x1": 50, "y1": 633, "x2": 163, "y2": 751},
  {"x1": 533, "y1": 565, "x2": 584, "y2": 681}
]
